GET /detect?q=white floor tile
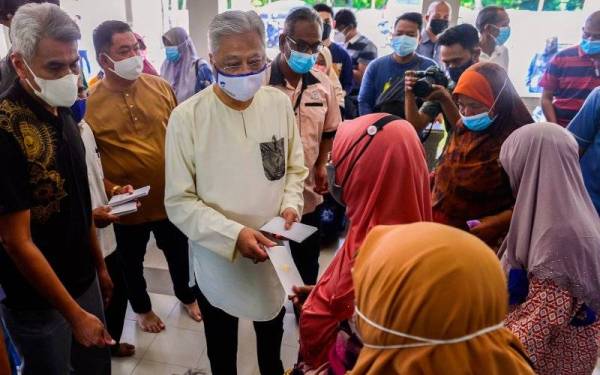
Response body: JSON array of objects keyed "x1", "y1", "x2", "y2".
[
  {"x1": 119, "y1": 319, "x2": 158, "y2": 360},
  {"x1": 125, "y1": 293, "x2": 179, "y2": 323},
  {"x1": 165, "y1": 302, "x2": 206, "y2": 332},
  {"x1": 111, "y1": 356, "x2": 138, "y2": 375},
  {"x1": 143, "y1": 326, "x2": 205, "y2": 368},
  {"x1": 131, "y1": 359, "x2": 190, "y2": 375}
]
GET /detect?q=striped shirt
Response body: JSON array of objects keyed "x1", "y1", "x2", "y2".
[{"x1": 540, "y1": 45, "x2": 600, "y2": 127}]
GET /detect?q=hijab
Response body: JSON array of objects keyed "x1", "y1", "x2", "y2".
[
  {"x1": 134, "y1": 33, "x2": 159, "y2": 76},
  {"x1": 351, "y1": 223, "x2": 535, "y2": 375},
  {"x1": 433, "y1": 62, "x2": 533, "y2": 229},
  {"x1": 317, "y1": 46, "x2": 345, "y2": 107},
  {"x1": 160, "y1": 27, "x2": 202, "y2": 103},
  {"x1": 498, "y1": 122, "x2": 600, "y2": 311},
  {"x1": 299, "y1": 113, "x2": 432, "y2": 368}
]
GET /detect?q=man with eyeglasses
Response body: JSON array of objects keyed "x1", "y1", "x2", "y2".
[
  {"x1": 85, "y1": 20, "x2": 201, "y2": 335},
  {"x1": 268, "y1": 7, "x2": 341, "y2": 297},
  {"x1": 165, "y1": 10, "x2": 308, "y2": 375}
]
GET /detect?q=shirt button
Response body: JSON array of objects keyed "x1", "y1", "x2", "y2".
[
  {"x1": 125, "y1": 93, "x2": 129, "y2": 97},
  {"x1": 129, "y1": 105, "x2": 134, "y2": 108},
  {"x1": 134, "y1": 117, "x2": 138, "y2": 121}
]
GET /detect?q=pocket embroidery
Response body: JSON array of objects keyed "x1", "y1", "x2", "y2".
[{"x1": 260, "y1": 136, "x2": 285, "y2": 181}]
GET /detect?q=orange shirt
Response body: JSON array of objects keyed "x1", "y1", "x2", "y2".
[
  {"x1": 268, "y1": 56, "x2": 342, "y2": 214},
  {"x1": 85, "y1": 74, "x2": 177, "y2": 225}
]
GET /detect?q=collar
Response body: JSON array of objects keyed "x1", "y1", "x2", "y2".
[
  {"x1": 420, "y1": 29, "x2": 433, "y2": 44},
  {"x1": 347, "y1": 33, "x2": 361, "y2": 46},
  {"x1": 268, "y1": 54, "x2": 320, "y2": 87}
]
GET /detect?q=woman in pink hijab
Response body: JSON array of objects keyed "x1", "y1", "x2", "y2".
[{"x1": 294, "y1": 113, "x2": 432, "y2": 373}]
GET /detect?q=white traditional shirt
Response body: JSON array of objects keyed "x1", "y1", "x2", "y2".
[
  {"x1": 164, "y1": 85, "x2": 308, "y2": 321},
  {"x1": 79, "y1": 120, "x2": 117, "y2": 258},
  {"x1": 480, "y1": 45, "x2": 509, "y2": 71}
]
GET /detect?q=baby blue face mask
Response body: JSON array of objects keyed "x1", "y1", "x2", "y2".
[
  {"x1": 493, "y1": 26, "x2": 511, "y2": 46},
  {"x1": 580, "y1": 38, "x2": 600, "y2": 56},
  {"x1": 286, "y1": 49, "x2": 317, "y2": 74},
  {"x1": 390, "y1": 35, "x2": 418, "y2": 57},
  {"x1": 165, "y1": 46, "x2": 180, "y2": 62},
  {"x1": 461, "y1": 78, "x2": 508, "y2": 132}
]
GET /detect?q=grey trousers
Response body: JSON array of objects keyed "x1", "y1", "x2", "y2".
[{"x1": 1, "y1": 276, "x2": 111, "y2": 375}]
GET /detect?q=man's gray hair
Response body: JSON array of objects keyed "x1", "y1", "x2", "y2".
[
  {"x1": 208, "y1": 10, "x2": 265, "y2": 53},
  {"x1": 10, "y1": 3, "x2": 80, "y2": 61}
]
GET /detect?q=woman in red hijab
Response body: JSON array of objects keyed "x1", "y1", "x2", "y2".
[{"x1": 294, "y1": 113, "x2": 432, "y2": 373}]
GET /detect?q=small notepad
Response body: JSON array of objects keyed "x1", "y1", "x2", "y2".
[{"x1": 260, "y1": 217, "x2": 318, "y2": 243}]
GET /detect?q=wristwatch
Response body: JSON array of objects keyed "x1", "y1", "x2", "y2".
[{"x1": 111, "y1": 185, "x2": 123, "y2": 197}]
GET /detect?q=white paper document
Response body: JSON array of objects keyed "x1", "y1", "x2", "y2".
[
  {"x1": 260, "y1": 216, "x2": 317, "y2": 243},
  {"x1": 109, "y1": 185, "x2": 150, "y2": 207},
  {"x1": 110, "y1": 201, "x2": 138, "y2": 217},
  {"x1": 267, "y1": 241, "x2": 304, "y2": 295}
]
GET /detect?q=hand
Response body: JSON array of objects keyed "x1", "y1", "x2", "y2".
[
  {"x1": 425, "y1": 84, "x2": 452, "y2": 102},
  {"x1": 282, "y1": 208, "x2": 299, "y2": 230},
  {"x1": 236, "y1": 227, "x2": 275, "y2": 263},
  {"x1": 469, "y1": 210, "x2": 512, "y2": 247},
  {"x1": 118, "y1": 185, "x2": 134, "y2": 195},
  {"x1": 314, "y1": 164, "x2": 328, "y2": 195},
  {"x1": 92, "y1": 206, "x2": 119, "y2": 228},
  {"x1": 289, "y1": 285, "x2": 314, "y2": 309},
  {"x1": 71, "y1": 310, "x2": 115, "y2": 348},
  {"x1": 404, "y1": 71, "x2": 417, "y2": 94},
  {"x1": 98, "y1": 268, "x2": 113, "y2": 307}
]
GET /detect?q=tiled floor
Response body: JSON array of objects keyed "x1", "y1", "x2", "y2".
[{"x1": 112, "y1": 237, "x2": 338, "y2": 375}]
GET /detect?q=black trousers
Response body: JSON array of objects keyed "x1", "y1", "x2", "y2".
[
  {"x1": 104, "y1": 250, "x2": 128, "y2": 351},
  {"x1": 289, "y1": 210, "x2": 321, "y2": 285},
  {"x1": 196, "y1": 290, "x2": 285, "y2": 375},
  {"x1": 114, "y1": 219, "x2": 194, "y2": 313}
]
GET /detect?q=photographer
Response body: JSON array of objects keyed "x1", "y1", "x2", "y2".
[
  {"x1": 405, "y1": 24, "x2": 480, "y2": 133},
  {"x1": 358, "y1": 12, "x2": 435, "y2": 116}
]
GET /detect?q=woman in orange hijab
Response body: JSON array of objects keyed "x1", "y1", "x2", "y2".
[
  {"x1": 351, "y1": 223, "x2": 534, "y2": 374},
  {"x1": 432, "y1": 62, "x2": 532, "y2": 248},
  {"x1": 296, "y1": 113, "x2": 432, "y2": 373}
]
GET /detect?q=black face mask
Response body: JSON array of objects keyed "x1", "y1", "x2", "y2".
[
  {"x1": 447, "y1": 59, "x2": 473, "y2": 83},
  {"x1": 322, "y1": 22, "x2": 332, "y2": 41},
  {"x1": 430, "y1": 19, "x2": 449, "y2": 35}
]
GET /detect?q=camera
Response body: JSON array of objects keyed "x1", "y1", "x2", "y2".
[{"x1": 412, "y1": 66, "x2": 449, "y2": 98}]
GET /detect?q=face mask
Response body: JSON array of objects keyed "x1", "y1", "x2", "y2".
[
  {"x1": 461, "y1": 78, "x2": 508, "y2": 132},
  {"x1": 447, "y1": 60, "x2": 473, "y2": 83},
  {"x1": 391, "y1": 35, "x2": 418, "y2": 57},
  {"x1": 70, "y1": 98, "x2": 87, "y2": 123},
  {"x1": 322, "y1": 22, "x2": 332, "y2": 41},
  {"x1": 580, "y1": 38, "x2": 600, "y2": 56},
  {"x1": 216, "y1": 65, "x2": 266, "y2": 102},
  {"x1": 355, "y1": 306, "x2": 505, "y2": 349},
  {"x1": 287, "y1": 49, "x2": 318, "y2": 74},
  {"x1": 165, "y1": 46, "x2": 181, "y2": 62},
  {"x1": 493, "y1": 26, "x2": 511, "y2": 46},
  {"x1": 429, "y1": 19, "x2": 449, "y2": 35},
  {"x1": 104, "y1": 54, "x2": 143, "y2": 81},
  {"x1": 333, "y1": 30, "x2": 346, "y2": 44},
  {"x1": 23, "y1": 60, "x2": 79, "y2": 108}
]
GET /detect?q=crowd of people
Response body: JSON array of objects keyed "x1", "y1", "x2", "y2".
[{"x1": 0, "y1": 0, "x2": 599, "y2": 374}]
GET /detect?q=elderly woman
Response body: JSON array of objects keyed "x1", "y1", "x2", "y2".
[
  {"x1": 432, "y1": 62, "x2": 532, "y2": 248},
  {"x1": 351, "y1": 223, "x2": 534, "y2": 374},
  {"x1": 161, "y1": 27, "x2": 213, "y2": 103},
  {"x1": 500, "y1": 123, "x2": 600, "y2": 374},
  {"x1": 164, "y1": 10, "x2": 308, "y2": 375}
]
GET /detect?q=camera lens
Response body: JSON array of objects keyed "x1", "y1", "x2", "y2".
[{"x1": 413, "y1": 79, "x2": 433, "y2": 97}]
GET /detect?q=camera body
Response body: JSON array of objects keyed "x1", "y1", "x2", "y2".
[{"x1": 412, "y1": 66, "x2": 449, "y2": 98}]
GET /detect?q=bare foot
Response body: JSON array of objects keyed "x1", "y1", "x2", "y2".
[
  {"x1": 184, "y1": 301, "x2": 203, "y2": 322},
  {"x1": 137, "y1": 311, "x2": 165, "y2": 333},
  {"x1": 111, "y1": 343, "x2": 136, "y2": 357}
]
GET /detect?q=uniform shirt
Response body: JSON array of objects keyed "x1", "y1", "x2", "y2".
[
  {"x1": 0, "y1": 81, "x2": 95, "y2": 309},
  {"x1": 540, "y1": 46, "x2": 600, "y2": 127},
  {"x1": 480, "y1": 45, "x2": 509, "y2": 71},
  {"x1": 416, "y1": 30, "x2": 441, "y2": 65},
  {"x1": 164, "y1": 86, "x2": 308, "y2": 321},
  {"x1": 79, "y1": 120, "x2": 117, "y2": 258},
  {"x1": 85, "y1": 73, "x2": 177, "y2": 225},
  {"x1": 568, "y1": 86, "x2": 600, "y2": 215},
  {"x1": 268, "y1": 55, "x2": 341, "y2": 215},
  {"x1": 345, "y1": 33, "x2": 378, "y2": 91},
  {"x1": 358, "y1": 53, "x2": 436, "y2": 115}
]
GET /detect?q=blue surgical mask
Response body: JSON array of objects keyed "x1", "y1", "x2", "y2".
[
  {"x1": 493, "y1": 26, "x2": 511, "y2": 46},
  {"x1": 580, "y1": 38, "x2": 600, "y2": 56},
  {"x1": 461, "y1": 78, "x2": 508, "y2": 132},
  {"x1": 286, "y1": 50, "x2": 317, "y2": 74},
  {"x1": 70, "y1": 98, "x2": 87, "y2": 124},
  {"x1": 165, "y1": 46, "x2": 180, "y2": 62},
  {"x1": 390, "y1": 35, "x2": 418, "y2": 57}
]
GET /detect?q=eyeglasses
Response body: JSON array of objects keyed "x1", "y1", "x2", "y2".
[
  {"x1": 219, "y1": 58, "x2": 267, "y2": 75},
  {"x1": 286, "y1": 36, "x2": 323, "y2": 54}
]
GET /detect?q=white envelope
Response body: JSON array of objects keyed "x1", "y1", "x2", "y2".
[
  {"x1": 109, "y1": 185, "x2": 151, "y2": 207},
  {"x1": 110, "y1": 201, "x2": 138, "y2": 217},
  {"x1": 266, "y1": 241, "x2": 304, "y2": 296},
  {"x1": 260, "y1": 216, "x2": 318, "y2": 243}
]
